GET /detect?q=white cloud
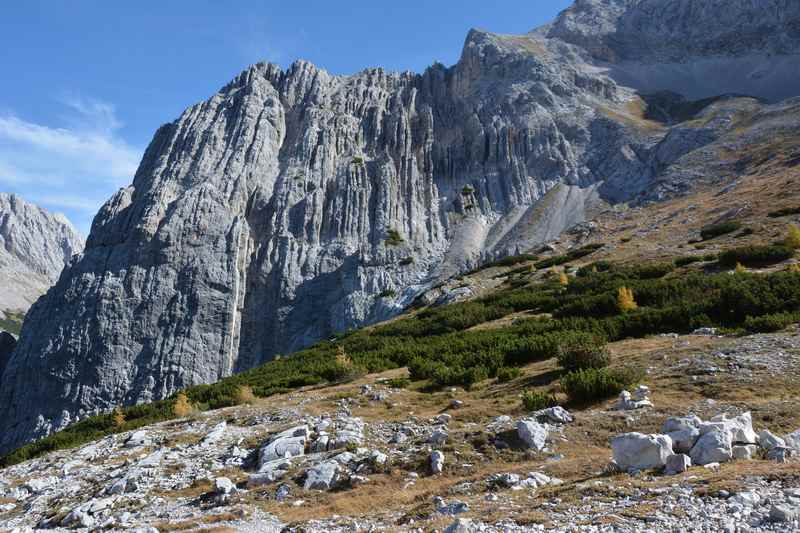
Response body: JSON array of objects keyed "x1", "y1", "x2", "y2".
[{"x1": 0, "y1": 97, "x2": 143, "y2": 233}]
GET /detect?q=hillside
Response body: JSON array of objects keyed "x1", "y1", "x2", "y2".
[{"x1": 1, "y1": 155, "x2": 800, "y2": 529}]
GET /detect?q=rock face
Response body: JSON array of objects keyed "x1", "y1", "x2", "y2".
[
  {"x1": 0, "y1": 330, "x2": 16, "y2": 381},
  {"x1": 0, "y1": 193, "x2": 84, "y2": 321},
  {"x1": 2, "y1": 0, "x2": 800, "y2": 453}
]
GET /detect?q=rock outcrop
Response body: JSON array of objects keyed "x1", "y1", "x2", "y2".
[
  {"x1": 0, "y1": 193, "x2": 84, "y2": 321},
  {"x1": 2, "y1": 0, "x2": 800, "y2": 454}
]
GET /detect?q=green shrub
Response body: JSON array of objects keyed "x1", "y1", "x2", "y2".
[
  {"x1": 385, "y1": 228, "x2": 404, "y2": 246},
  {"x1": 744, "y1": 312, "x2": 799, "y2": 333},
  {"x1": 561, "y1": 367, "x2": 638, "y2": 403},
  {"x1": 718, "y1": 245, "x2": 794, "y2": 267},
  {"x1": 556, "y1": 335, "x2": 610, "y2": 371},
  {"x1": 521, "y1": 390, "x2": 559, "y2": 411},
  {"x1": 496, "y1": 367, "x2": 522, "y2": 383},
  {"x1": 385, "y1": 377, "x2": 410, "y2": 389},
  {"x1": 352, "y1": 156, "x2": 365, "y2": 166},
  {"x1": 535, "y1": 244, "x2": 604, "y2": 270},
  {"x1": 399, "y1": 257, "x2": 414, "y2": 266},
  {"x1": 461, "y1": 185, "x2": 475, "y2": 195},
  {"x1": 768, "y1": 207, "x2": 800, "y2": 218},
  {"x1": 674, "y1": 256, "x2": 703, "y2": 267},
  {"x1": 701, "y1": 220, "x2": 742, "y2": 240},
  {"x1": 378, "y1": 289, "x2": 396, "y2": 298}
]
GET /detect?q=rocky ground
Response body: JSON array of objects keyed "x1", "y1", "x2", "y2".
[{"x1": 1, "y1": 327, "x2": 799, "y2": 532}]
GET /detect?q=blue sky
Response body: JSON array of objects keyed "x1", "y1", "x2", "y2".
[{"x1": 0, "y1": 0, "x2": 572, "y2": 234}]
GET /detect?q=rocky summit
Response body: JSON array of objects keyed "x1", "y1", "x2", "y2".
[
  {"x1": 2, "y1": 0, "x2": 800, "y2": 458},
  {"x1": 0, "y1": 193, "x2": 84, "y2": 331}
]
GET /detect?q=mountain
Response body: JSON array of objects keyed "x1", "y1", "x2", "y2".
[
  {"x1": 0, "y1": 193, "x2": 84, "y2": 333},
  {"x1": 2, "y1": 0, "x2": 800, "y2": 454}
]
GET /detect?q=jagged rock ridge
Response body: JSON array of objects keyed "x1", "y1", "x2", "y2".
[
  {"x1": 0, "y1": 193, "x2": 84, "y2": 322},
  {"x1": 2, "y1": 0, "x2": 800, "y2": 453}
]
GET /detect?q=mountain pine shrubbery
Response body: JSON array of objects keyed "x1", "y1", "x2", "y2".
[{"x1": 5, "y1": 254, "x2": 800, "y2": 466}]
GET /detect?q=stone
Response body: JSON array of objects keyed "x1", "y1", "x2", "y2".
[
  {"x1": 759, "y1": 429, "x2": 786, "y2": 451},
  {"x1": 785, "y1": 430, "x2": 800, "y2": 450},
  {"x1": 444, "y1": 518, "x2": 480, "y2": 533},
  {"x1": 732, "y1": 491, "x2": 761, "y2": 507},
  {"x1": 690, "y1": 430, "x2": 733, "y2": 465},
  {"x1": 61, "y1": 509, "x2": 95, "y2": 528},
  {"x1": 533, "y1": 406, "x2": 573, "y2": 424},
  {"x1": 767, "y1": 446, "x2": 794, "y2": 463},
  {"x1": 202, "y1": 421, "x2": 227, "y2": 445},
  {"x1": 369, "y1": 450, "x2": 388, "y2": 466},
  {"x1": 517, "y1": 419, "x2": 548, "y2": 451},
  {"x1": 304, "y1": 461, "x2": 340, "y2": 490},
  {"x1": 770, "y1": 504, "x2": 798, "y2": 523},
  {"x1": 310, "y1": 434, "x2": 329, "y2": 453},
  {"x1": 428, "y1": 429, "x2": 449, "y2": 445},
  {"x1": 450, "y1": 400, "x2": 464, "y2": 409},
  {"x1": 708, "y1": 412, "x2": 757, "y2": 444},
  {"x1": 611, "y1": 433, "x2": 674, "y2": 472},
  {"x1": 275, "y1": 484, "x2": 291, "y2": 502},
  {"x1": 214, "y1": 477, "x2": 236, "y2": 505},
  {"x1": 259, "y1": 426, "x2": 309, "y2": 466},
  {"x1": 732, "y1": 444, "x2": 758, "y2": 460},
  {"x1": 430, "y1": 451, "x2": 445, "y2": 475},
  {"x1": 616, "y1": 390, "x2": 652, "y2": 410},
  {"x1": 665, "y1": 453, "x2": 692, "y2": 475},
  {"x1": 124, "y1": 430, "x2": 149, "y2": 448}
]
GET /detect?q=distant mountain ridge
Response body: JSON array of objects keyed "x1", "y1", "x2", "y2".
[
  {"x1": 1, "y1": 0, "x2": 800, "y2": 454},
  {"x1": 0, "y1": 193, "x2": 84, "y2": 323}
]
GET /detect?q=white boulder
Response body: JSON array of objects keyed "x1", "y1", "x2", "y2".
[
  {"x1": 690, "y1": 429, "x2": 733, "y2": 465},
  {"x1": 758, "y1": 429, "x2": 786, "y2": 451},
  {"x1": 517, "y1": 419, "x2": 548, "y2": 451},
  {"x1": 430, "y1": 451, "x2": 445, "y2": 475},
  {"x1": 611, "y1": 433, "x2": 673, "y2": 471},
  {"x1": 304, "y1": 460, "x2": 340, "y2": 490}
]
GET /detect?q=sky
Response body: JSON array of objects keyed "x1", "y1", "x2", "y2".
[{"x1": 0, "y1": 0, "x2": 573, "y2": 234}]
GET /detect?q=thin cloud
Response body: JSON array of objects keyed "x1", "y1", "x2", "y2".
[{"x1": 0, "y1": 97, "x2": 143, "y2": 233}]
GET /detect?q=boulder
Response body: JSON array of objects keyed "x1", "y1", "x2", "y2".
[
  {"x1": 304, "y1": 460, "x2": 340, "y2": 491},
  {"x1": 430, "y1": 451, "x2": 445, "y2": 475},
  {"x1": 202, "y1": 421, "x2": 227, "y2": 446},
  {"x1": 331, "y1": 417, "x2": 365, "y2": 449},
  {"x1": 784, "y1": 429, "x2": 800, "y2": 450},
  {"x1": 428, "y1": 429, "x2": 449, "y2": 445},
  {"x1": 770, "y1": 504, "x2": 798, "y2": 523},
  {"x1": 690, "y1": 430, "x2": 733, "y2": 465},
  {"x1": 732, "y1": 444, "x2": 758, "y2": 460},
  {"x1": 767, "y1": 446, "x2": 794, "y2": 463},
  {"x1": 533, "y1": 406, "x2": 573, "y2": 425},
  {"x1": 213, "y1": 477, "x2": 236, "y2": 505},
  {"x1": 124, "y1": 430, "x2": 149, "y2": 448},
  {"x1": 662, "y1": 415, "x2": 702, "y2": 434},
  {"x1": 444, "y1": 518, "x2": 480, "y2": 533},
  {"x1": 517, "y1": 419, "x2": 548, "y2": 451},
  {"x1": 258, "y1": 425, "x2": 309, "y2": 466},
  {"x1": 703, "y1": 412, "x2": 757, "y2": 444},
  {"x1": 611, "y1": 433, "x2": 674, "y2": 471},
  {"x1": 759, "y1": 429, "x2": 786, "y2": 451},
  {"x1": 665, "y1": 453, "x2": 692, "y2": 475},
  {"x1": 615, "y1": 390, "x2": 652, "y2": 410},
  {"x1": 666, "y1": 428, "x2": 700, "y2": 454}
]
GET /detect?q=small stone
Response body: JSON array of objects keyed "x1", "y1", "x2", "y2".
[
  {"x1": 665, "y1": 453, "x2": 692, "y2": 475},
  {"x1": 430, "y1": 451, "x2": 445, "y2": 475},
  {"x1": 770, "y1": 504, "x2": 798, "y2": 523},
  {"x1": 124, "y1": 429, "x2": 149, "y2": 448}
]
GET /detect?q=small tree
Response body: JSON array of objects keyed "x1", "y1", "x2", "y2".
[
  {"x1": 735, "y1": 262, "x2": 747, "y2": 274},
  {"x1": 173, "y1": 392, "x2": 194, "y2": 417},
  {"x1": 112, "y1": 406, "x2": 126, "y2": 428},
  {"x1": 558, "y1": 272, "x2": 569, "y2": 286},
  {"x1": 235, "y1": 385, "x2": 257, "y2": 405},
  {"x1": 789, "y1": 263, "x2": 800, "y2": 273},
  {"x1": 617, "y1": 286, "x2": 637, "y2": 312},
  {"x1": 785, "y1": 224, "x2": 800, "y2": 249}
]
